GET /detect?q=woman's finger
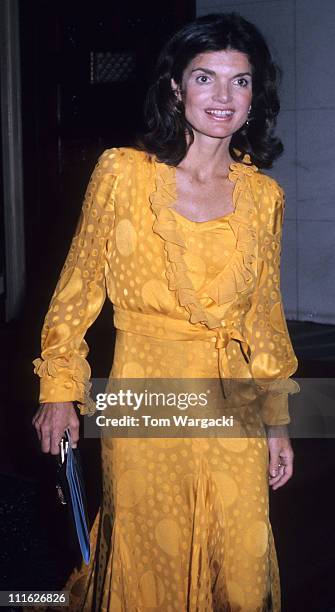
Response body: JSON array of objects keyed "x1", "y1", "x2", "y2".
[
  {"x1": 269, "y1": 465, "x2": 285, "y2": 485},
  {"x1": 35, "y1": 425, "x2": 42, "y2": 442},
  {"x1": 69, "y1": 421, "x2": 80, "y2": 449},
  {"x1": 269, "y1": 463, "x2": 285, "y2": 480},
  {"x1": 50, "y1": 430, "x2": 65, "y2": 456},
  {"x1": 33, "y1": 418, "x2": 42, "y2": 441},
  {"x1": 40, "y1": 425, "x2": 52, "y2": 454},
  {"x1": 271, "y1": 461, "x2": 293, "y2": 489},
  {"x1": 268, "y1": 450, "x2": 281, "y2": 478},
  {"x1": 272, "y1": 471, "x2": 291, "y2": 490}
]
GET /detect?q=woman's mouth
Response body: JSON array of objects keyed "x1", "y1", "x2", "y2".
[{"x1": 205, "y1": 109, "x2": 235, "y2": 120}]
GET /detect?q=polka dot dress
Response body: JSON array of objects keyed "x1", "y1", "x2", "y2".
[{"x1": 32, "y1": 147, "x2": 299, "y2": 611}]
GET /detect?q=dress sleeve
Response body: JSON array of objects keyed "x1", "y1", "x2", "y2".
[
  {"x1": 32, "y1": 149, "x2": 119, "y2": 416},
  {"x1": 244, "y1": 178, "x2": 300, "y2": 425}
]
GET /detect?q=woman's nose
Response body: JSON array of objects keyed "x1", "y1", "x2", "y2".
[{"x1": 212, "y1": 81, "x2": 232, "y2": 103}]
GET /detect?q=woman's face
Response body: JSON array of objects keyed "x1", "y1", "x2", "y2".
[{"x1": 172, "y1": 49, "x2": 253, "y2": 142}]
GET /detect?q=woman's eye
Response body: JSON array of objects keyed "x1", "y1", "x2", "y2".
[
  {"x1": 235, "y1": 78, "x2": 249, "y2": 87},
  {"x1": 195, "y1": 75, "x2": 210, "y2": 84}
]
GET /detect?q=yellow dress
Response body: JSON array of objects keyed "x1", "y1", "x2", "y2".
[{"x1": 32, "y1": 147, "x2": 299, "y2": 611}]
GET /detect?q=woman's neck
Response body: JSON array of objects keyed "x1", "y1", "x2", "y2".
[{"x1": 178, "y1": 131, "x2": 234, "y2": 181}]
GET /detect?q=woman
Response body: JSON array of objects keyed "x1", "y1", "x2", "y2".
[{"x1": 32, "y1": 12, "x2": 299, "y2": 611}]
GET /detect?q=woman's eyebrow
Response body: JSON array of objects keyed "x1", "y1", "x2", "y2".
[
  {"x1": 191, "y1": 67, "x2": 252, "y2": 77},
  {"x1": 191, "y1": 67, "x2": 216, "y2": 75}
]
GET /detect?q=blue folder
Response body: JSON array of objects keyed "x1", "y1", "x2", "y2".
[{"x1": 58, "y1": 429, "x2": 90, "y2": 564}]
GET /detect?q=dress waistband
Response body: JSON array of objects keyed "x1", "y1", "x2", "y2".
[{"x1": 113, "y1": 307, "x2": 251, "y2": 390}]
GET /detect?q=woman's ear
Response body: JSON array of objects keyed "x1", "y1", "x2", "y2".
[{"x1": 171, "y1": 78, "x2": 182, "y2": 102}]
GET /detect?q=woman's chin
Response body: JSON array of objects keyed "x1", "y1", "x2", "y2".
[
  {"x1": 187, "y1": 117, "x2": 244, "y2": 141},
  {"x1": 191, "y1": 125, "x2": 237, "y2": 141}
]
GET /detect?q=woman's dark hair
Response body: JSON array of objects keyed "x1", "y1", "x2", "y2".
[{"x1": 139, "y1": 13, "x2": 283, "y2": 168}]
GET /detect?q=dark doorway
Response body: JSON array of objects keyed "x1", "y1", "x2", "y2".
[{"x1": 20, "y1": 0, "x2": 195, "y2": 301}]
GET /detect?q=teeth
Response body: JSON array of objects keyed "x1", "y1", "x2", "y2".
[{"x1": 206, "y1": 110, "x2": 234, "y2": 117}]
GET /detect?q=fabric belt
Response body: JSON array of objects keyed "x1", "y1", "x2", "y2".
[{"x1": 113, "y1": 307, "x2": 251, "y2": 395}]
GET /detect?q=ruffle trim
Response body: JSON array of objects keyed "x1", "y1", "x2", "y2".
[
  {"x1": 149, "y1": 155, "x2": 259, "y2": 328},
  {"x1": 255, "y1": 377, "x2": 301, "y2": 397},
  {"x1": 32, "y1": 355, "x2": 97, "y2": 416}
]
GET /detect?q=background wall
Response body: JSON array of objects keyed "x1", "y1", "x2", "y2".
[{"x1": 197, "y1": 0, "x2": 335, "y2": 324}]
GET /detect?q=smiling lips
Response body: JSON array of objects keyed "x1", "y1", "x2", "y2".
[{"x1": 205, "y1": 109, "x2": 235, "y2": 120}]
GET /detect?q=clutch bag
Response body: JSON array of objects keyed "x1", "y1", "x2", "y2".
[{"x1": 56, "y1": 428, "x2": 90, "y2": 564}]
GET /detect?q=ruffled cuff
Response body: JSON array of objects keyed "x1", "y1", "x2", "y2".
[
  {"x1": 256, "y1": 378, "x2": 300, "y2": 426},
  {"x1": 32, "y1": 356, "x2": 97, "y2": 416}
]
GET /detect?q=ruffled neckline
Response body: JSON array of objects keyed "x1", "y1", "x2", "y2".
[
  {"x1": 149, "y1": 155, "x2": 259, "y2": 331},
  {"x1": 168, "y1": 154, "x2": 258, "y2": 229}
]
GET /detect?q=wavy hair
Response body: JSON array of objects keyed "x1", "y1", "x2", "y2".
[{"x1": 138, "y1": 12, "x2": 283, "y2": 168}]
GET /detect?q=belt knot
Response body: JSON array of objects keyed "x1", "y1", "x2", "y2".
[{"x1": 215, "y1": 323, "x2": 251, "y2": 371}]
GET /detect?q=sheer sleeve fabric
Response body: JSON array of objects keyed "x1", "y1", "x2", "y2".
[
  {"x1": 32, "y1": 149, "x2": 119, "y2": 415},
  {"x1": 245, "y1": 178, "x2": 299, "y2": 426}
]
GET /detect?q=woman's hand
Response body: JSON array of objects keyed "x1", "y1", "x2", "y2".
[
  {"x1": 32, "y1": 402, "x2": 80, "y2": 455},
  {"x1": 266, "y1": 425, "x2": 294, "y2": 490}
]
